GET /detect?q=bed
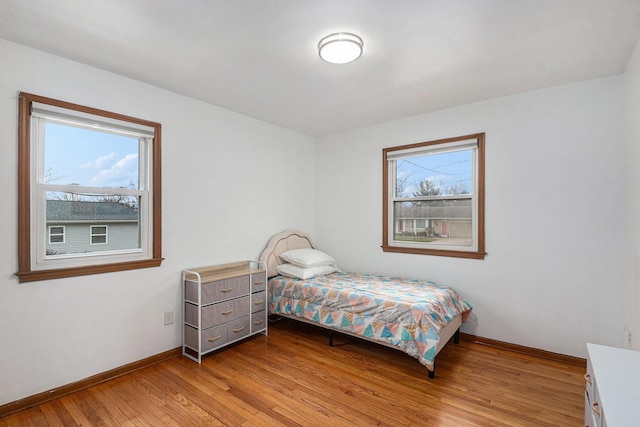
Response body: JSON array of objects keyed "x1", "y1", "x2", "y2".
[{"x1": 258, "y1": 229, "x2": 472, "y2": 378}]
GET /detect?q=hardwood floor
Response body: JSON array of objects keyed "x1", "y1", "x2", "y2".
[{"x1": 1, "y1": 318, "x2": 586, "y2": 426}]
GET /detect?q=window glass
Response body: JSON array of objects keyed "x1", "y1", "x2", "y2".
[
  {"x1": 45, "y1": 191, "x2": 140, "y2": 255},
  {"x1": 44, "y1": 122, "x2": 139, "y2": 188},
  {"x1": 383, "y1": 133, "x2": 485, "y2": 259},
  {"x1": 17, "y1": 92, "x2": 163, "y2": 282},
  {"x1": 393, "y1": 150, "x2": 473, "y2": 247}
]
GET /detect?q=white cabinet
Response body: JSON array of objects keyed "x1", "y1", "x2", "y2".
[
  {"x1": 182, "y1": 261, "x2": 267, "y2": 363},
  {"x1": 585, "y1": 343, "x2": 640, "y2": 427}
]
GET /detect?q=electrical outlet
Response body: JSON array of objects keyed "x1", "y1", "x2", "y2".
[
  {"x1": 164, "y1": 311, "x2": 174, "y2": 325},
  {"x1": 628, "y1": 329, "x2": 633, "y2": 348}
]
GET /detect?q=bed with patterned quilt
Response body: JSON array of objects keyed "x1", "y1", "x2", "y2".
[{"x1": 258, "y1": 229, "x2": 472, "y2": 378}]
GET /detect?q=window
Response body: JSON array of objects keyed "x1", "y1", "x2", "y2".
[
  {"x1": 90, "y1": 226, "x2": 108, "y2": 245},
  {"x1": 17, "y1": 92, "x2": 163, "y2": 282},
  {"x1": 48, "y1": 226, "x2": 64, "y2": 244},
  {"x1": 382, "y1": 133, "x2": 485, "y2": 259}
]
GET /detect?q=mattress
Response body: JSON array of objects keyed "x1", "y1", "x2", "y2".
[{"x1": 268, "y1": 271, "x2": 472, "y2": 370}]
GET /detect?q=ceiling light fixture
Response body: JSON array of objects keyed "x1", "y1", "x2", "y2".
[{"x1": 318, "y1": 32, "x2": 363, "y2": 64}]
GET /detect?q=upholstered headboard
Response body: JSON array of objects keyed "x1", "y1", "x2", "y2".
[{"x1": 258, "y1": 229, "x2": 316, "y2": 277}]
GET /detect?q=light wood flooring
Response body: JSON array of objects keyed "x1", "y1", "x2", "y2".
[{"x1": 1, "y1": 317, "x2": 586, "y2": 426}]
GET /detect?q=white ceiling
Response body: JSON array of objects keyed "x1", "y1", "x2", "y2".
[{"x1": 1, "y1": 0, "x2": 639, "y2": 136}]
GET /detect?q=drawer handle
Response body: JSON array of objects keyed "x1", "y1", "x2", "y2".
[
  {"x1": 221, "y1": 288, "x2": 233, "y2": 293},
  {"x1": 253, "y1": 300, "x2": 264, "y2": 305},
  {"x1": 254, "y1": 281, "x2": 264, "y2": 285},
  {"x1": 591, "y1": 402, "x2": 601, "y2": 416},
  {"x1": 208, "y1": 335, "x2": 222, "y2": 342},
  {"x1": 253, "y1": 319, "x2": 264, "y2": 325},
  {"x1": 232, "y1": 326, "x2": 245, "y2": 333},
  {"x1": 221, "y1": 309, "x2": 234, "y2": 315},
  {"x1": 584, "y1": 373, "x2": 592, "y2": 385}
]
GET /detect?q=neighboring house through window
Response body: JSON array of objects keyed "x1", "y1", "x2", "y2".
[
  {"x1": 17, "y1": 92, "x2": 163, "y2": 282},
  {"x1": 46, "y1": 200, "x2": 139, "y2": 255},
  {"x1": 382, "y1": 133, "x2": 485, "y2": 259}
]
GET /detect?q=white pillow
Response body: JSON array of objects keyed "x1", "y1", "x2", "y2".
[
  {"x1": 276, "y1": 263, "x2": 336, "y2": 280},
  {"x1": 279, "y1": 248, "x2": 336, "y2": 268}
]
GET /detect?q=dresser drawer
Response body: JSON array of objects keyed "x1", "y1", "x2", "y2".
[
  {"x1": 585, "y1": 358, "x2": 602, "y2": 427},
  {"x1": 185, "y1": 275, "x2": 250, "y2": 305},
  {"x1": 591, "y1": 384, "x2": 604, "y2": 427},
  {"x1": 185, "y1": 296, "x2": 250, "y2": 328},
  {"x1": 251, "y1": 291, "x2": 266, "y2": 313},
  {"x1": 251, "y1": 310, "x2": 266, "y2": 333},
  {"x1": 252, "y1": 271, "x2": 267, "y2": 293},
  {"x1": 585, "y1": 358, "x2": 594, "y2": 399},
  {"x1": 210, "y1": 296, "x2": 250, "y2": 328},
  {"x1": 584, "y1": 392, "x2": 591, "y2": 427},
  {"x1": 185, "y1": 318, "x2": 250, "y2": 353},
  {"x1": 184, "y1": 324, "x2": 227, "y2": 353},
  {"x1": 204, "y1": 296, "x2": 250, "y2": 328},
  {"x1": 227, "y1": 316, "x2": 251, "y2": 342}
]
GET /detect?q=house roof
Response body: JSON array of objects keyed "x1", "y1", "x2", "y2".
[
  {"x1": 1, "y1": 1, "x2": 638, "y2": 136},
  {"x1": 46, "y1": 200, "x2": 138, "y2": 222}
]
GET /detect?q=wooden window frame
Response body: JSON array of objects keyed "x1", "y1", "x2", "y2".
[
  {"x1": 17, "y1": 92, "x2": 163, "y2": 283},
  {"x1": 382, "y1": 133, "x2": 485, "y2": 259}
]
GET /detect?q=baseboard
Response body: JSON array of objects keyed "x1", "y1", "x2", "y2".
[
  {"x1": 0, "y1": 347, "x2": 181, "y2": 418},
  {"x1": 461, "y1": 333, "x2": 586, "y2": 368}
]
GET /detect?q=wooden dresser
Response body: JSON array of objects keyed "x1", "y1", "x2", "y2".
[
  {"x1": 182, "y1": 261, "x2": 267, "y2": 363},
  {"x1": 585, "y1": 343, "x2": 640, "y2": 427}
]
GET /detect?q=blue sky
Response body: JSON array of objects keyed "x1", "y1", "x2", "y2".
[
  {"x1": 396, "y1": 150, "x2": 472, "y2": 197},
  {"x1": 45, "y1": 120, "x2": 469, "y2": 197},
  {"x1": 44, "y1": 122, "x2": 139, "y2": 189}
]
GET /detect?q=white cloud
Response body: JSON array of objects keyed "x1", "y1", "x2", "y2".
[
  {"x1": 81, "y1": 152, "x2": 118, "y2": 169},
  {"x1": 92, "y1": 153, "x2": 139, "y2": 187}
]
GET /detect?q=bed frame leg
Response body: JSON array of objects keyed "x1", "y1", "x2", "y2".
[
  {"x1": 329, "y1": 331, "x2": 334, "y2": 346},
  {"x1": 427, "y1": 327, "x2": 460, "y2": 379}
]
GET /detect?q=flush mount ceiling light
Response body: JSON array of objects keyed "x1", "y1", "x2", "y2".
[{"x1": 318, "y1": 32, "x2": 363, "y2": 64}]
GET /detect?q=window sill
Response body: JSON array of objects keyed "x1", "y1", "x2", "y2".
[
  {"x1": 16, "y1": 258, "x2": 164, "y2": 283},
  {"x1": 381, "y1": 245, "x2": 486, "y2": 260}
]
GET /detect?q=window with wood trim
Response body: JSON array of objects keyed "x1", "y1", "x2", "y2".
[
  {"x1": 382, "y1": 133, "x2": 485, "y2": 259},
  {"x1": 48, "y1": 226, "x2": 65, "y2": 245},
  {"x1": 17, "y1": 92, "x2": 163, "y2": 282},
  {"x1": 90, "y1": 225, "x2": 108, "y2": 245}
]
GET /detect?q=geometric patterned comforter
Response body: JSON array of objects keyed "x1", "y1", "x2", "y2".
[{"x1": 268, "y1": 272, "x2": 472, "y2": 371}]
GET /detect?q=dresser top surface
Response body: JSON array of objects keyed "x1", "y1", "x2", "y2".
[
  {"x1": 184, "y1": 261, "x2": 265, "y2": 283},
  {"x1": 587, "y1": 343, "x2": 640, "y2": 426}
]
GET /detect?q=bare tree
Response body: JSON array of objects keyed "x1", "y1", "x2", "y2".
[
  {"x1": 44, "y1": 166, "x2": 67, "y2": 184},
  {"x1": 396, "y1": 174, "x2": 411, "y2": 197},
  {"x1": 413, "y1": 179, "x2": 441, "y2": 197},
  {"x1": 444, "y1": 183, "x2": 469, "y2": 195}
]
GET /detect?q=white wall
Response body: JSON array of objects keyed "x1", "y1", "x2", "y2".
[
  {"x1": 315, "y1": 76, "x2": 627, "y2": 358},
  {"x1": 0, "y1": 39, "x2": 316, "y2": 406},
  {"x1": 624, "y1": 39, "x2": 640, "y2": 350},
  {"x1": 1, "y1": 34, "x2": 635, "y2": 407}
]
